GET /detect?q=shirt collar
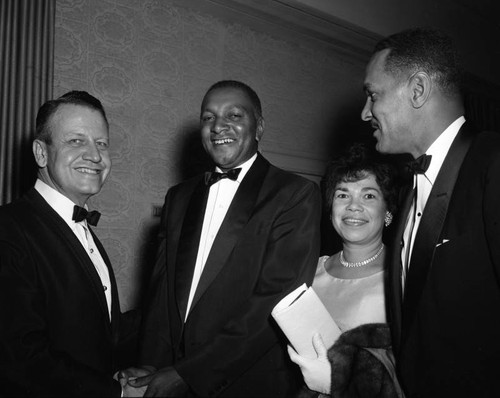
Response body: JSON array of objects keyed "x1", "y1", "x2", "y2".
[
  {"x1": 35, "y1": 179, "x2": 83, "y2": 227},
  {"x1": 214, "y1": 152, "x2": 258, "y2": 183},
  {"x1": 423, "y1": 116, "x2": 466, "y2": 184}
]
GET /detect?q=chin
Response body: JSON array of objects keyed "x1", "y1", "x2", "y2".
[
  {"x1": 214, "y1": 157, "x2": 238, "y2": 169},
  {"x1": 375, "y1": 142, "x2": 392, "y2": 154},
  {"x1": 374, "y1": 140, "x2": 384, "y2": 151},
  {"x1": 78, "y1": 184, "x2": 103, "y2": 196}
]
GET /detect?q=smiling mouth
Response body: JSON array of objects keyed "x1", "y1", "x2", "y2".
[
  {"x1": 76, "y1": 167, "x2": 101, "y2": 175},
  {"x1": 344, "y1": 218, "x2": 367, "y2": 226},
  {"x1": 213, "y1": 138, "x2": 235, "y2": 145}
]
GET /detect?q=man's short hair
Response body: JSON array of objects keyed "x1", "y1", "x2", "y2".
[
  {"x1": 374, "y1": 28, "x2": 463, "y2": 97},
  {"x1": 35, "y1": 91, "x2": 108, "y2": 144},
  {"x1": 202, "y1": 80, "x2": 262, "y2": 118}
]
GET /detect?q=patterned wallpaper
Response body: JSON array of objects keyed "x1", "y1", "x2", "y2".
[{"x1": 54, "y1": 0, "x2": 369, "y2": 310}]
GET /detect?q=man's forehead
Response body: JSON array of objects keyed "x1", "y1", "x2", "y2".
[
  {"x1": 201, "y1": 87, "x2": 254, "y2": 110},
  {"x1": 366, "y1": 50, "x2": 389, "y2": 75},
  {"x1": 51, "y1": 104, "x2": 101, "y2": 122},
  {"x1": 50, "y1": 104, "x2": 108, "y2": 135},
  {"x1": 363, "y1": 50, "x2": 400, "y2": 89}
]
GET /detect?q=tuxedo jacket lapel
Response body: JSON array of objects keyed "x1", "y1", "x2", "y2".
[
  {"x1": 190, "y1": 154, "x2": 270, "y2": 312},
  {"x1": 174, "y1": 178, "x2": 209, "y2": 322},
  {"x1": 27, "y1": 189, "x2": 114, "y2": 331},
  {"x1": 91, "y1": 228, "x2": 121, "y2": 339},
  {"x1": 402, "y1": 126, "x2": 474, "y2": 338},
  {"x1": 389, "y1": 183, "x2": 414, "y2": 351}
]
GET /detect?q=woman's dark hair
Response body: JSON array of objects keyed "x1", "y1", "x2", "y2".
[{"x1": 323, "y1": 142, "x2": 398, "y2": 214}]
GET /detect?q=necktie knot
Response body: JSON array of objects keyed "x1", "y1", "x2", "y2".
[
  {"x1": 407, "y1": 154, "x2": 432, "y2": 175},
  {"x1": 205, "y1": 168, "x2": 242, "y2": 186},
  {"x1": 72, "y1": 205, "x2": 101, "y2": 226}
]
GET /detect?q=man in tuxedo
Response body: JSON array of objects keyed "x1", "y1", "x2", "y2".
[
  {"x1": 0, "y1": 91, "x2": 140, "y2": 396},
  {"x1": 122, "y1": 80, "x2": 321, "y2": 397},
  {"x1": 362, "y1": 28, "x2": 500, "y2": 397}
]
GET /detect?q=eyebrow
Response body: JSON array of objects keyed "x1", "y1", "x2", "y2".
[
  {"x1": 336, "y1": 186, "x2": 381, "y2": 192},
  {"x1": 64, "y1": 131, "x2": 87, "y2": 137},
  {"x1": 201, "y1": 103, "x2": 249, "y2": 113}
]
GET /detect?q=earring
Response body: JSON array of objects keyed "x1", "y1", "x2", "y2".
[{"x1": 384, "y1": 211, "x2": 393, "y2": 227}]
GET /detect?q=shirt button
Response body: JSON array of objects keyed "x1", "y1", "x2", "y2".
[
  {"x1": 103, "y1": 286, "x2": 107, "y2": 291},
  {"x1": 90, "y1": 248, "x2": 94, "y2": 253}
]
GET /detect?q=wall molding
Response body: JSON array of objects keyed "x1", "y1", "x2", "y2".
[
  {"x1": 176, "y1": 0, "x2": 380, "y2": 62},
  {"x1": 191, "y1": 0, "x2": 500, "y2": 99},
  {"x1": 262, "y1": 148, "x2": 327, "y2": 182}
]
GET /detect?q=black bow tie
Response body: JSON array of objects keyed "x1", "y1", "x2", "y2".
[
  {"x1": 205, "y1": 168, "x2": 242, "y2": 186},
  {"x1": 407, "y1": 154, "x2": 432, "y2": 174},
  {"x1": 72, "y1": 205, "x2": 101, "y2": 226}
]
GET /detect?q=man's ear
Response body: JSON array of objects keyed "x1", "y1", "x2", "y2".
[
  {"x1": 255, "y1": 117, "x2": 265, "y2": 142},
  {"x1": 409, "y1": 71, "x2": 432, "y2": 109},
  {"x1": 33, "y1": 139, "x2": 48, "y2": 168}
]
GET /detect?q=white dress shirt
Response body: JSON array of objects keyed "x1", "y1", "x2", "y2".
[
  {"x1": 401, "y1": 116, "x2": 466, "y2": 290},
  {"x1": 184, "y1": 153, "x2": 258, "y2": 319},
  {"x1": 35, "y1": 179, "x2": 112, "y2": 319}
]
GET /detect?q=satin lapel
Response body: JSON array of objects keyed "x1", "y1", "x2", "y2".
[
  {"x1": 402, "y1": 126, "x2": 474, "y2": 337},
  {"x1": 174, "y1": 177, "x2": 209, "y2": 322},
  {"x1": 389, "y1": 182, "x2": 414, "y2": 352},
  {"x1": 27, "y1": 189, "x2": 112, "y2": 328},
  {"x1": 92, "y1": 229, "x2": 120, "y2": 340},
  {"x1": 190, "y1": 154, "x2": 270, "y2": 312}
]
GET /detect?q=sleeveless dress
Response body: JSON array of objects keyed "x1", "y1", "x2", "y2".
[
  {"x1": 312, "y1": 255, "x2": 387, "y2": 332},
  {"x1": 308, "y1": 257, "x2": 403, "y2": 397}
]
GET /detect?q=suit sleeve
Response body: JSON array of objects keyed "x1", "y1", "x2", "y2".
[
  {"x1": 0, "y1": 219, "x2": 121, "y2": 397},
  {"x1": 175, "y1": 179, "x2": 322, "y2": 396},
  {"x1": 483, "y1": 151, "x2": 500, "y2": 278},
  {"x1": 138, "y1": 189, "x2": 176, "y2": 367}
]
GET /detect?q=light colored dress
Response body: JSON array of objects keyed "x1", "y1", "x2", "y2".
[{"x1": 313, "y1": 255, "x2": 387, "y2": 332}]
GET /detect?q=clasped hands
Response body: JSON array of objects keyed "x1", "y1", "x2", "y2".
[{"x1": 116, "y1": 365, "x2": 189, "y2": 397}]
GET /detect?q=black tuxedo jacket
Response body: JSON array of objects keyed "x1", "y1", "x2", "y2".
[
  {"x1": 139, "y1": 154, "x2": 321, "y2": 397},
  {"x1": 388, "y1": 124, "x2": 500, "y2": 397},
  {"x1": 0, "y1": 188, "x2": 135, "y2": 397}
]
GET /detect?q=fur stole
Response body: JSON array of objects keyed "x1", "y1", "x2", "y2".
[{"x1": 297, "y1": 323, "x2": 403, "y2": 398}]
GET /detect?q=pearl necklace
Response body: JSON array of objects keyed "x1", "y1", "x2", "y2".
[{"x1": 339, "y1": 244, "x2": 384, "y2": 268}]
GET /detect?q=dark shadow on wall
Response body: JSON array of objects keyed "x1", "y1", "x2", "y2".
[
  {"x1": 324, "y1": 100, "x2": 376, "y2": 158},
  {"x1": 176, "y1": 123, "x2": 213, "y2": 181},
  {"x1": 1, "y1": 134, "x2": 38, "y2": 205},
  {"x1": 134, "y1": 122, "x2": 213, "y2": 308},
  {"x1": 18, "y1": 139, "x2": 39, "y2": 198}
]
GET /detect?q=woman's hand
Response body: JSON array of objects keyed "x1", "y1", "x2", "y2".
[{"x1": 288, "y1": 333, "x2": 332, "y2": 394}]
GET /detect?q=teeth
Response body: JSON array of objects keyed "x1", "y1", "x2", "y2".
[
  {"x1": 345, "y1": 218, "x2": 365, "y2": 224},
  {"x1": 77, "y1": 168, "x2": 100, "y2": 174},
  {"x1": 214, "y1": 138, "x2": 234, "y2": 145}
]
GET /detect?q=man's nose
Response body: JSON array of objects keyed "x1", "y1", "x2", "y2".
[
  {"x1": 212, "y1": 117, "x2": 227, "y2": 134},
  {"x1": 361, "y1": 98, "x2": 372, "y2": 121},
  {"x1": 83, "y1": 142, "x2": 102, "y2": 162}
]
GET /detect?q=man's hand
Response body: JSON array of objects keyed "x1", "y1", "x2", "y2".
[
  {"x1": 122, "y1": 383, "x2": 147, "y2": 397},
  {"x1": 116, "y1": 366, "x2": 155, "y2": 387},
  {"x1": 128, "y1": 366, "x2": 189, "y2": 397},
  {"x1": 288, "y1": 333, "x2": 331, "y2": 394}
]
